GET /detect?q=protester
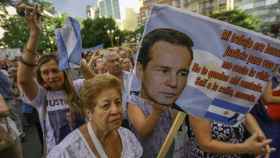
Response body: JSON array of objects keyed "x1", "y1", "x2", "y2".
[
  {"x1": 188, "y1": 113, "x2": 274, "y2": 158},
  {"x1": 17, "y1": 5, "x2": 84, "y2": 154},
  {"x1": 128, "y1": 28, "x2": 194, "y2": 157},
  {"x1": 58, "y1": 109, "x2": 83, "y2": 142},
  {"x1": 119, "y1": 48, "x2": 128, "y2": 59},
  {"x1": 0, "y1": 69, "x2": 13, "y2": 109},
  {"x1": 0, "y1": 62, "x2": 9, "y2": 77},
  {"x1": 48, "y1": 74, "x2": 143, "y2": 158},
  {"x1": 0, "y1": 65, "x2": 24, "y2": 140},
  {"x1": 121, "y1": 57, "x2": 133, "y2": 72},
  {"x1": 93, "y1": 57, "x2": 106, "y2": 74},
  {"x1": 87, "y1": 51, "x2": 105, "y2": 75},
  {"x1": 251, "y1": 68, "x2": 280, "y2": 158},
  {"x1": 103, "y1": 50, "x2": 132, "y2": 128},
  {"x1": 0, "y1": 94, "x2": 23, "y2": 158},
  {"x1": 21, "y1": 99, "x2": 44, "y2": 149},
  {"x1": 103, "y1": 50, "x2": 123, "y2": 78}
]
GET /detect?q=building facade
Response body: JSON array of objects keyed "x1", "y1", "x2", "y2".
[
  {"x1": 184, "y1": 0, "x2": 234, "y2": 15},
  {"x1": 97, "y1": 0, "x2": 121, "y2": 20},
  {"x1": 138, "y1": 0, "x2": 184, "y2": 24},
  {"x1": 235, "y1": 0, "x2": 280, "y2": 23},
  {"x1": 86, "y1": 5, "x2": 99, "y2": 18},
  {"x1": 138, "y1": 0, "x2": 234, "y2": 24}
]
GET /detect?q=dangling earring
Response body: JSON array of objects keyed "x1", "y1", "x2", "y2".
[{"x1": 86, "y1": 110, "x2": 92, "y2": 121}]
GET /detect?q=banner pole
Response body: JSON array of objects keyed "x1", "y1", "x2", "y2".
[{"x1": 157, "y1": 111, "x2": 186, "y2": 158}]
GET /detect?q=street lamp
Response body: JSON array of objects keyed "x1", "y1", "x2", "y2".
[
  {"x1": 114, "y1": 36, "x2": 120, "y2": 46},
  {"x1": 107, "y1": 29, "x2": 114, "y2": 47}
]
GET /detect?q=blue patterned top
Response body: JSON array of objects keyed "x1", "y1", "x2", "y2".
[
  {"x1": 129, "y1": 95, "x2": 174, "y2": 158},
  {"x1": 189, "y1": 121, "x2": 246, "y2": 158}
]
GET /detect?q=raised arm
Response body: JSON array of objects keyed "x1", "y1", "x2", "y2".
[
  {"x1": 17, "y1": 4, "x2": 41, "y2": 101},
  {"x1": 189, "y1": 115, "x2": 272, "y2": 156},
  {"x1": 80, "y1": 59, "x2": 95, "y2": 79}
]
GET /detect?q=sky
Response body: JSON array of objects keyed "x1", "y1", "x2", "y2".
[
  {"x1": 50, "y1": 0, "x2": 140, "y2": 18},
  {"x1": 119, "y1": 0, "x2": 140, "y2": 20},
  {"x1": 119, "y1": 0, "x2": 140, "y2": 13},
  {"x1": 51, "y1": 0, "x2": 96, "y2": 18}
]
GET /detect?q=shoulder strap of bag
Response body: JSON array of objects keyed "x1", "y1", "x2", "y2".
[
  {"x1": 41, "y1": 95, "x2": 48, "y2": 157},
  {"x1": 87, "y1": 123, "x2": 108, "y2": 158}
]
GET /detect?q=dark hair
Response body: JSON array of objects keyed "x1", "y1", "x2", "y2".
[
  {"x1": 36, "y1": 54, "x2": 81, "y2": 114},
  {"x1": 138, "y1": 28, "x2": 194, "y2": 69}
]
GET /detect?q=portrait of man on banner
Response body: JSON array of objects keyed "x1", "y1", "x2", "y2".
[
  {"x1": 135, "y1": 28, "x2": 194, "y2": 107},
  {"x1": 127, "y1": 28, "x2": 194, "y2": 157}
]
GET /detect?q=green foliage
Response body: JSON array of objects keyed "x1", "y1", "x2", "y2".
[
  {"x1": 0, "y1": 16, "x2": 28, "y2": 48},
  {"x1": 81, "y1": 17, "x2": 121, "y2": 48},
  {"x1": 0, "y1": 0, "x2": 10, "y2": 5},
  {"x1": 135, "y1": 24, "x2": 144, "y2": 41},
  {"x1": 120, "y1": 24, "x2": 144, "y2": 43},
  {"x1": 210, "y1": 10, "x2": 261, "y2": 31},
  {"x1": 38, "y1": 15, "x2": 66, "y2": 53},
  {"x1": 1, "y1": 1, "x2": 127, "y2": 52},
  {"x1": 0, "y1": 15, "x2": 66, "y2": 53},
  {"x1": 0, "y1": 0, "x2": 59, "y2": 52},
  {"x1": 121, "y1": 29, "x2": 134, "y2": 41},
  {"x1": 1, "y1": 15, "x2": 123, "y2": 52}
]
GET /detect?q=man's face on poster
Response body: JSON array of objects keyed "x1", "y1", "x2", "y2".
[{"x1": 140, "y1": 41, "x2": 192, "y2": 106}]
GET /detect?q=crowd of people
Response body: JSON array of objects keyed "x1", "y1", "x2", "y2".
[{"x1": 0, "y1": 3, "x2": 280, "y2": 158}]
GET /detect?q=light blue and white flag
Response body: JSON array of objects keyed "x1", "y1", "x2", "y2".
[
  {"x1": 55, "y1": 17, "x2": 82, "y2": 70},
  {"x1": 130, "y1": 5, "x2": 280, "y2": 125}
]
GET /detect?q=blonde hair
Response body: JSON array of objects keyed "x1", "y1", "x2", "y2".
[{"x1": 80, "y1": 74, "x2": 122, "y2": 114}]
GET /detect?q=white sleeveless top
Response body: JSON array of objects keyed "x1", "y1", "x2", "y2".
[{"x1": 47, "y1": 127, "x2": 143, "y2": 158}]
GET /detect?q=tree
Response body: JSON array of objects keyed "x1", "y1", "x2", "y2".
[
  {"x1": 0, "y1": 14, "x2": 66, "y2": 53},
  {"x1": 121, "y1": 24, "x2": 144, "y2": 44},
  {"x1": 81, "y1": 17, "x2": 121, "y2": 48},
  {"x1": 135, "y1": 24, "x2": 144, "y2": 40},
  {"x1": 0, "y1": 0, "x2": 15, "y2": 6},
  {"x1": 0, "y1": 0, "x2": 66, "y2": 53},
  {"x1": 210, "y1": 10, "x2": 261, "y2": 31}
]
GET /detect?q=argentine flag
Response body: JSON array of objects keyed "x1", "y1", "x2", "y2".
[
  {"x1": 55, "y1": 17, "x2": 82, "y2": 70},
  {"x1": 205, "y1": 98, "x2": 250, "y2": 125}
]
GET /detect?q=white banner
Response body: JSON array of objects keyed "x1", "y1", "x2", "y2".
[{"x1": 129, "y1": 5, "x2": 280, "y2": 125}]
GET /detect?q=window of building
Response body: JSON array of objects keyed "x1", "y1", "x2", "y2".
[
  {"x1": 238, "y1": 3, "x2": 254, "y2": 10},
  {"x1": 265, "y1": 0, "x2": 278, "y2": 6},
  {"x1": 254, "y1": 1, "x2": 265, "y2": 8},
  {"x1": 219, "y1": 0, "x2": 226, "y2": 4}
]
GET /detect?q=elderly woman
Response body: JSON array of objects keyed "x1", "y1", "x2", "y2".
[{"x1": 48, "y1": 74, "x2": 143, "y2": 158}]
